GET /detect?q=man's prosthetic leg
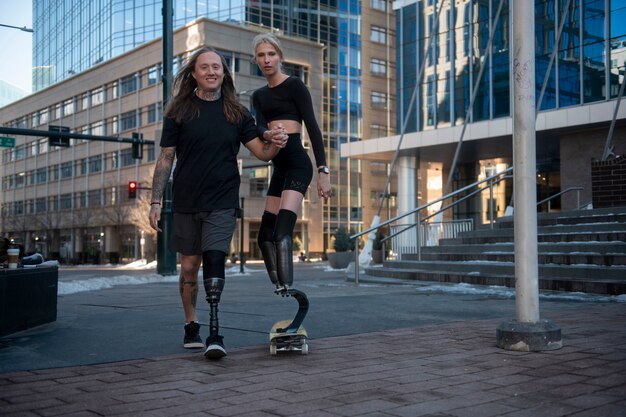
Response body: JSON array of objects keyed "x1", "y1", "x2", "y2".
[
  {"x1": 274, "y1": 209, "x2": 309, "y2": 334},
  {"x1": 202, "y1": 250, "x2": 227, "y2": 359}
]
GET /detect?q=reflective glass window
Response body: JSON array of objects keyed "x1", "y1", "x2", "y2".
[{"x1": 582, "y1": 0, "x2": 606, "y2": 103}]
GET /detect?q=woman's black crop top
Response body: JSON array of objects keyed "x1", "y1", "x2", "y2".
[{"x1": 252, "y1": 76, "x2": 327, "y2": 167}]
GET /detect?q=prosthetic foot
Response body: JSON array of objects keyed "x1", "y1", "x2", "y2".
[
  {"x1": 203, "y1": 277, "x2": 226, "y2": 359},
  {"x1": 275, "y1": 236, "x2": 309, "y2": 334}
]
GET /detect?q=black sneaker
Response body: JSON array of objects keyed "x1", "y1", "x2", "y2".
[
  {"x1": 204, "y1": 335, "x2": 227, "y2": 359},
  {"x1": 183, "y1": 322, "x2": 204, "y2": 349}
]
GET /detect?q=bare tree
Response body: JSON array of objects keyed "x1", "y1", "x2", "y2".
[{"x1": 127, "y1": 192, "x2": 157, "y2": 239}]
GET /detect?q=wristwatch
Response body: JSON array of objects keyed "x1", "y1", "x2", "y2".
[{"x1": 318, "y1": 166, "x2": 330, "y2": 174}]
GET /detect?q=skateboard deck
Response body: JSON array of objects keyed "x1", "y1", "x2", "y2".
[{"x1": 269, "y1": 319, "x2": 309, "y2": 355}]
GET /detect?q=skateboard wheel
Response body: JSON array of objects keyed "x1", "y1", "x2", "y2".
[
  {"x1": 270, "y1": 343, "x2": 277, "y2": 355},
  {"x1": 301, "y1": 343, "x2": 309, "y2": 355}
]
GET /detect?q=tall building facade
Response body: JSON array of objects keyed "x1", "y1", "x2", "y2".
[
  {"x1": 342, "y1": 0, "x2": 626, "y2": 226},
  {"x1": 32, "y1": 0, "x2": 397, "y2": 249}
]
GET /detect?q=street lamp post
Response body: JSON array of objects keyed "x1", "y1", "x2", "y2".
[{"x1": 0, "y1": 23, "x2": 33, "y2": 33}]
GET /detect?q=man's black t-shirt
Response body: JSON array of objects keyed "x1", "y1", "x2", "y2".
[{"x1": 160, "y1": 96, "x2": 257, "y2": 213}]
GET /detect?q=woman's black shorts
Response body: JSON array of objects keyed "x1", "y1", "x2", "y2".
[{"x1": 266, "y1": 133, "x2": 313, "y2": 197}]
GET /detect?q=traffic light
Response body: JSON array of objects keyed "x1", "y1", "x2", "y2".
[
  {"x1": 132, "y1": 132, "x2": 143, "y2": 159},
  {"x1": 128, "y1": 181, "x2": 138, "y2": 199}
]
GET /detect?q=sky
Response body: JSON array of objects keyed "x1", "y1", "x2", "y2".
[{"x1": 0, "y1": 2, "x2": 33, "y2": 92}]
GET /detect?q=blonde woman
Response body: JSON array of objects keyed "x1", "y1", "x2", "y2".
[{"x1": 252, "y1": 33, "x2": 331, "y2": 332}]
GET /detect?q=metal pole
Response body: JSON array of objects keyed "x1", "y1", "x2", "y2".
[
  {"x1": 512, "y1": 0, "x2": 539, "y2": 323},
  {"x1": 156, "y1": 0, "x2": 177, "y2": 275},
  {"x1": 496, "y1": 1, "x2": 561, "y2": 352},
  {"x1": 240, "y1": 197, "x2": 245, "y2": 274},
  {"x1": 602, "y1": 69, "x2": 626, "y2": 161}
]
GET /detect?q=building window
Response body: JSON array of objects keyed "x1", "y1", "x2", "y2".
[
  {"x1": 78, "y1": 158, "x2": 87, "y2": 176},
  {"x1": 250, "y1": 178, "x2": 268, "y2": 197},
  {"x1": 48, "y1": 196, "x2": 58, "y2": 211},
  {"x1": 35, "y1": 197, "x2": 46, "y2": 213},
  {"x1": 91, "y1": 87, "x2": 104, "y2": 106},
  {"x1": 370, "y1": 124, "x2": 388, "y2": 138},
  {"x1": 109, "y1": 151, "x2": 119, "y2": 169},
  {"x1": 60, "y1": 194, "x2": 72, "y2": 210},
  {"x1": 121, "y1": 111, "x2": 137, "y2": 131},
  {"x1": 370, "y1": 58, "x2": 387, "y2": 75},
  {"x1": 147, "y1": 103, "x2": 161, "y2": 124},
  {"x1": 88, "y1": 155, "x2": 103, "y2": 173},
  {"x1": 371, "y1": 0, "x2": 386, "y2": 11},
  {"x1": 371, "y1": 91, "x2": 387, "y2": 109},
  {"x1": 109, "y1": 81, "x2": 119, "y2": 100},
  {"x1": 90, "y1": 121, "x2": 104, "y2": 136},
  {"x1": 148, "y1": 65, "x2": 160, "y2": 85},
  {"x1": 81, "y1": 93, "x2": 89, "y2": 110},
  {"x1": 120, "y1": 73, "x2": 140, "y2": 95},
  {"x1": 370, "y1": 26, "x2": 387, "y2": 44},
  {"x1": 62, "y1": 99, "x2": 75, "y2": 117},
  {"x1": 35, "y1": 168, "x2": 47, "y2": 184},
  {"x1": 88, "y1": 189, "x2": 102, "y2": 207},
  {"x1": 120, "y1": 148, "x2": 135, "y2": 167},
  {"x1": 60, "y1": 162, "x2": 73, "y2": 179},
  {"x1": 49, "y1": 164, "x2": 59, "y2": 181},
  {"x1": 39, "y1": 109, "x2": 49, "y2": 124},
  {"x1": 77, "y1": 192, "x2": 86, "y2": 208}
]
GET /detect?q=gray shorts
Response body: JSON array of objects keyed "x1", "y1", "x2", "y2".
[{"x1": 170, "y1": 209, "x2": 237, "y2": 256}]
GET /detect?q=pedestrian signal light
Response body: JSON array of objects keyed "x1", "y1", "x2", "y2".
[{"x1": 128, "y1": 181, "x2": 138, "y2": 199}]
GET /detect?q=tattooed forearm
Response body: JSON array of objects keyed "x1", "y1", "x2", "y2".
[{"x1": 151, "y1": 147, "x2": 175, "y2": 202}]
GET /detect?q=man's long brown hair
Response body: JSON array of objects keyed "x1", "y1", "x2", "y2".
[{"x1": 164, "y1": 47, "x2": 247, "y2": 124}]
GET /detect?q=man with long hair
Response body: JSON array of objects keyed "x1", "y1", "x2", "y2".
[{"x1": 149, "y1": 47, "x2": 287, "y2": 359}]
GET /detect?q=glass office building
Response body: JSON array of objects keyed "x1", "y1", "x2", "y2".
[
  {"x1": 395, "y1": 0, "x2": 625, "y2": 133},
  {"x1": 339, "y1": 0, "x2": 625, "y2": 225}
]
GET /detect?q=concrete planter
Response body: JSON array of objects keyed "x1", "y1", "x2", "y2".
[
  {"x1": 327, "y1": 251, "x2": 354, "y2": 269},
  {"x1": 0, "y1": 266, "x2": 58, "y2": 337}
]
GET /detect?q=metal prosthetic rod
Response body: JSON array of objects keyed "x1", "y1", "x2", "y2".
[
  {"x1": 204, "y1": 277, "x2": 224, "y2": 337},
  {"x1": 259, "y1": 241, "x2": 280, "y2": 288},
  {"x1": 275, "y1": 235, "x2": 293, "y2": 291}
]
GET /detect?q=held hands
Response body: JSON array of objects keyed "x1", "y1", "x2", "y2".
[
  {"x1": 266, "y1": 124, "x2": 288, "y2": 148},
  {"x1": 149, "y1": 204, "x2": 162, "y2": 232}
]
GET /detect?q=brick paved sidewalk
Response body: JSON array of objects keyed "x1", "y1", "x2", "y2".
[{"x1": 1, "y1": 304, "x2": 624, "y2": 417}]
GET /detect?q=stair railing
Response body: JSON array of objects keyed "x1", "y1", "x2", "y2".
[
  {"x1": 350, "y1": 167, "x2": 513, "y2": 284},
  {"x1": 537, "y1": 187, "x2": 583, "y2": 212}
]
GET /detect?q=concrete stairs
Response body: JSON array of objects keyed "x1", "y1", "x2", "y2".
[{"x1": 362, "y1": 207, "x2": 626, "y2": 295}]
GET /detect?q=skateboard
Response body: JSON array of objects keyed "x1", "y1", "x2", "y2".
[{"x1": 269, "y1": 319, "x2": 309, "y2": 355}]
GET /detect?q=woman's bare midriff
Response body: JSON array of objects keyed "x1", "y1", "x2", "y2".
[{"x1": 268, "y1": 120, "x2": 302, "y2": 134}]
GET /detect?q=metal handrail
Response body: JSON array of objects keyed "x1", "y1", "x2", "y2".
[
  {"x1": 350, "y1": 166, "x2": 514, "y2": 284},
  {"x1": 537, "y1": 187, "x2": 583, "y2": 212},
  {"x1": 380, "y1": 174, "x2": 513, "y2": 246}
]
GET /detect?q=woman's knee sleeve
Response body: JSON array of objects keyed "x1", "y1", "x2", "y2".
[
  {"x1": 274, "y1": 209, "x2": 297, "y2": 242},
  {"x1": 258, "y1": 211, "x2": 277, "y2": 245}
]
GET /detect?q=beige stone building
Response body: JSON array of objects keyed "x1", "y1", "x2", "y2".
[{"x1": 0, "y1": 18, "x2": 325, "y2": 263}]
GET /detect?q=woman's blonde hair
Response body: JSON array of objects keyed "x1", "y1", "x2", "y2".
[{"x1": 252, "y1": 33, "x2": 284, "y2": 61}]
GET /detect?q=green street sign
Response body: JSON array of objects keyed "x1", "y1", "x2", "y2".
[{"x1": 0, "y1": 137, "x2": 16, "y2": 148}]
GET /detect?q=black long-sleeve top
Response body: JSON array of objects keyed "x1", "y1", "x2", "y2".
[{"x1": 252, "y1": 76, "x2": 327, "y2": 167}]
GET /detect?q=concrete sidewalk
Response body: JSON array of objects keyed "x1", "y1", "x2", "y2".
[{"x1": 1, "y1": 303, "x2": 624, "y2": 417}]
